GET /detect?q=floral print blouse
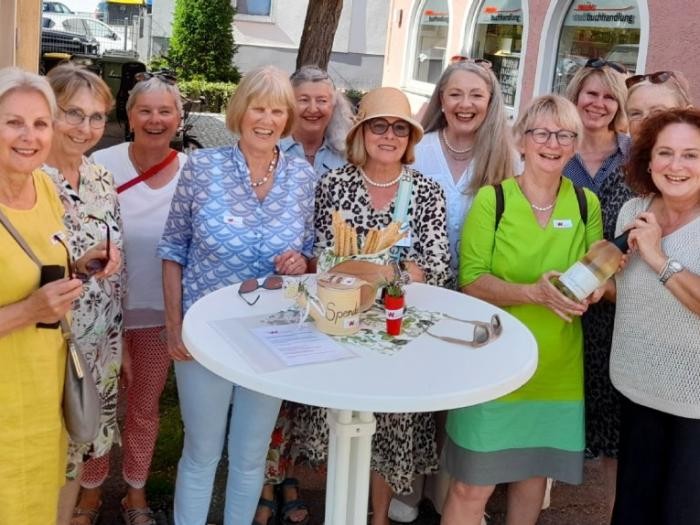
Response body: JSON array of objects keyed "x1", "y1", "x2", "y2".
[{"x1": 44, "y1": 158, "x2": 125, "y2": 476}]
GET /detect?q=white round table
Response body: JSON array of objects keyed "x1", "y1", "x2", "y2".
[{"x1": 182, "y1": 279, "x2": 538, "y2": 525}]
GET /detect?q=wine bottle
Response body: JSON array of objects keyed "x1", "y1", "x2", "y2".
[{"x1": 552, "y1": 230, "x2": 630, "y2": 302}]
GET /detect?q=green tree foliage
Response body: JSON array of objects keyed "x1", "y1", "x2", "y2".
[{"x1": 168, "y1": 0, "x2": 240, "y2": 82}]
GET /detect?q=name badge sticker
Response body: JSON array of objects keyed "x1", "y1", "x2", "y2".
[
  {"x1": 553, "y1": 219, "x2": 573, "y2": 229},
  {"x1": 223, "y1": 213, "x2": 245, "y2": 227}
]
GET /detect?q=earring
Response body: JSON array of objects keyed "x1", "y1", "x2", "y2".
[
  {"x1": 647, "y1": 167, "x2": 651, "y2": 173},
  {"x1": 441, "y1": 107, "x2": 445, "y2": 113}
]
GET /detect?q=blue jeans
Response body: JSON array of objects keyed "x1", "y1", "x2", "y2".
[{"x1": 173, "y1": 360, "x2": 281, "y2": 525}]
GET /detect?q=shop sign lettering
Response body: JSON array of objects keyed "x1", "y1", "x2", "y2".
[
  {"x1": 477, "y1": 0, "x2": 523, "y2": 25},
  {"x1": 565, "y1": 1, "x2": 639, "y2": 28}
]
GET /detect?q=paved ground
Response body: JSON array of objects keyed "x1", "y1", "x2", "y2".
[{"x1": 92, "y1": 116, "x2": 609, "y2": 525}]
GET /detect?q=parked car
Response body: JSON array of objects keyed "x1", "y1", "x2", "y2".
[
  {"x1": 43, "y1": 13, "x2": 127, "y2": 54},
  {"x1": 42, "y1": 1, "x2": 73, "y2": 14},
  {"x1": 41, "y1": 27, "x2": 99, "y2": 56}
]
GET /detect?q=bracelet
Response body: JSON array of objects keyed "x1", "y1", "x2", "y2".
[{"x1": 657, "y1": 258, "x2": 671, "y2": 281}]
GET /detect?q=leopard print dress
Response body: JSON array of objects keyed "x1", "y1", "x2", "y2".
[
  {"x1": 583, "y1": 166, "x2": 634, "y2": 459},
  {"x1": 294, "y1": 164, "x2": 451, "y2": 494}
]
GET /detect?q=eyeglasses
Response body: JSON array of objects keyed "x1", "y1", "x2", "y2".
[
  {"x1": 426, "y1": 313, "x2": 502, "y2": 348},
  {"x1": 135, "y1": 70, "x2": 178, "y2": 85},
  {"x1": 52, "y1": 215, "x2": 111, "y2": 282},
  {"x1": 450, "y1": 55, "x2": 492, "y2": 69},
  {"x1": 625, "y1": 70, "x2": 675, "y2": 89},
  {"x1": 84, "y1": 214, "x2": 111, "y2": 274},
  {"x1": 60, "y1": 107, "x2": 107, "y2": 129},
  {"x1": 365, "y1": 118, "x2": 412, "y2": 138},
  {"x1": 52, "y1": 234, "x2": 89, "y2": 282},
  {"x1": 525, "y1": 128, "x2": 578, "y2": 146},
  {"x1": 238, "y1": 275, "x2": 284, "y2": 306},
  {"x1": 584, "y1": 58, "x2": 628, "y2": 74}
]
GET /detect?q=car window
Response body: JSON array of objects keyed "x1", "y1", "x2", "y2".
[
  {"x1": 63, "y1": 19, "x2": 87, "y2": 35},
  {"x1": 84, "y1": 19, "x2": 115, "y2": 39}
]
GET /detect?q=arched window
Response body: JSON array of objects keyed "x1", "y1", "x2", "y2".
[
  {"x1": 553, "y1": 1, "x2": 641, "y2": 93},
  {"x1": 410, "y1": 0, "x2": 450, "y2": 85},
  {"x1": 467, "y1": 0, "x2": 525, "y2": 109}
]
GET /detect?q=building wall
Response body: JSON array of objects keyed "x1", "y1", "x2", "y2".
[{"x1": 384, "y1": 0, "x2": 700, "y2": 115}]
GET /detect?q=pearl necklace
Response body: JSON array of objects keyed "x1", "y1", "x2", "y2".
[
  {"x1": 530, "y1": 201, "x2": 555, "y2": 212},
  {"x1": 249, "y1": 147, "x2": 278, "y2": 188},
  {"x1": 441, "y1": 128, "x2": 473, "y2": 155},
  {"x1": 361, "y1": 167, "x2": 403, "y2": 188}
]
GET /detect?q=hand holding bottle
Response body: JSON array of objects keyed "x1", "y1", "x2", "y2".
[
  {"x1": 627, "y1": 212, "x2": 666, "y2": 272},
  {"x1": 532, "y1": 270, "x2": 589, "y2": 322}
]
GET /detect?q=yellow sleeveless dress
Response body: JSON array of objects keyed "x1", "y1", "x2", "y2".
[{"x1": 0, "y1": 171, "x2": 69, "y2": 523}]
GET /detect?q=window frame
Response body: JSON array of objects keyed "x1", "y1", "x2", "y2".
[
  {"x1": 234, "y1": 0, "x2": 275, "y2": 23},
  {"x1": 403, "y1": 0, "x2": 452, "y2": 97},
  {"x1": 533, "y1": 0, "x2": 649, "y2": 98}
]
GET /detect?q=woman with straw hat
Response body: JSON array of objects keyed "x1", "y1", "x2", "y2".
[{"x1": 296, "y1": 86, "x2": 450, "y2": 525}]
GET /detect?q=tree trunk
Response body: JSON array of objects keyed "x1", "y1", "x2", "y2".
[{"x1": 296, "y1": 0, "x2": 343, "y2": 70}]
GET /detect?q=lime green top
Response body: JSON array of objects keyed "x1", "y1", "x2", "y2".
[{"x1": 449, "y1": 177, "x2": 602, "y2": 452}]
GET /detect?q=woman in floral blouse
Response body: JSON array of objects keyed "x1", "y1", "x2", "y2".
[{"x1": 43, "y1": 64, "x2": 124, "y2": 525}]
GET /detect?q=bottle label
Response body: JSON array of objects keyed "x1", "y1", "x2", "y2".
[
  {"x1": 386, "y1": 307, "x2": 404, "y2": 320},
  {"x1": 558, "y1": 262, "x2": 601, "y2": 301}
]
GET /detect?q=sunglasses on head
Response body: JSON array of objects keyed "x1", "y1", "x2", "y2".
[
  {"x1": 625, "y1": 71, "x2": 675, "y2": 89},
  {"x1": 238, "y1": 275, "x2": 284, "y2": 306},
  {"x1": 584, "y1": 58, "x2": 628, "y2": 74},
  {"x1": 450, "y1": 55, "x2": 492, "y2": 69},
  {"x1": 365, "y1": 118, "x2": 412, "y2": 138},
  {"x1": 426, "y1": 313, "x2": 503, "y2": 348},
  {"x1": 135, "y1": 70, "x2": 178, "y2": 85}
]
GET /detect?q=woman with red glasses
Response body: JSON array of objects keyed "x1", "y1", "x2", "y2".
[
  {"x1": 562, "y1": 59, "x2": 632, "y2": 518},
  {"x1": 295, "y1": 87, "x2": 450, "y2": 525}
]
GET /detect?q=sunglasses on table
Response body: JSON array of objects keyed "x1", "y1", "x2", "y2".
[
  {"x1": 584, "y1": 58, "x2": 628, "y2": 74},
  {"x1": 450, "y1": 55, "x2": 492, "y2": 69},
  {"x1": 238, "y1": 275, "x2": 284, "y2": 306},
  {"x1": 135, "y1": 70, "x2": 178, "y2": 85},
  {"x1": 525, "y1": 128, "x2": 578, "y2": 146},
  {"x1": 625, "y1": 70, "x2": 676, "y2": 89},
  {"x1": 52, "y1": 215, "x2": 111, "y2": 282},
  {"x1": 426, "y1": 313, "x2": 502, "y2": 348},
  {"x1": 365, "y1": 118, "x2": 412, "y2": 138},
  {"x1": 60, "y1": 106, "x2": 108, "y2": 129}
]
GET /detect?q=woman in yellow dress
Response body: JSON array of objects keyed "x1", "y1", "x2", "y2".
[{"x1": 0, "y1": 67, "x2": 114, "y2": 524}]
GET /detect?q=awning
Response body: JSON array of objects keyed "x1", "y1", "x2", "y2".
[{"x1": 107, "y1": 0, "x2": 144, "y2": 5}]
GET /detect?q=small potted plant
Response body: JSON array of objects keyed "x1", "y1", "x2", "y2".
[{"x1": 383, "y1": 277, "x2": 406, "y2": 336}]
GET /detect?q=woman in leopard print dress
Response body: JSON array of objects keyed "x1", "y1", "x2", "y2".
[{"x1": 296, "y1": 87, "x2": 450, "y2": 525}]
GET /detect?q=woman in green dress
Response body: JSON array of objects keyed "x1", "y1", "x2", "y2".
[{"x1": 441, "y1": 95, "x2": 604, "y2": 525}]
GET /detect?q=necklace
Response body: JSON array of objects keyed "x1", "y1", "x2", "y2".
[
  {"x1": 530, "y1": 201, "x2": 555, "y2": 212},
  {"x1": 361, "y1": 167, "x2": 403, "y2": 188},
  {"x1": 249, "y1": 147, "x2": 278, "y2": 188},
  {"x1": 441, "y1": 128, "x2": 473, "y2": 155}
]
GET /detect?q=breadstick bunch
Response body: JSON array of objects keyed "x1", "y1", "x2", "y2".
[{"x1": 331, "y1": 210, "x2": 405, "y2": 257}]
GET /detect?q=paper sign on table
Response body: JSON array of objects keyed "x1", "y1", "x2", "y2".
[{"x1": 251, "y1": 323, "x2": 356, "y2": 366}]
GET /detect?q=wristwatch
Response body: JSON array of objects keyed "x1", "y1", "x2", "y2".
[
  {"x1": 393, "y1": 260, "x2": 411, "y2": 285},
  {"x1": 659, "y1": 258, "x2": 684, "y2": 285}
]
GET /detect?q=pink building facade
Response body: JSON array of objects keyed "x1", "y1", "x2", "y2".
[{"x1": 382, "y1": 0, "x2": 700, "y2": 118}]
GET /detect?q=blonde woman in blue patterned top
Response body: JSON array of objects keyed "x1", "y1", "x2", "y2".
[{"x1": 157, "y1": 65, "x2": 316, "y2": 525}]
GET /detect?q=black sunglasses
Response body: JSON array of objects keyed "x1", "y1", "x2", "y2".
[
  {"x1": 625, "y1": 70, "x2": 675, "y2": 89},
  {"x1": 135, "y1": 70, "x2": 178, "y2": 85},
  {"x1": 52, "y1": 215, "x2": 111, "y2": 281},
  {"x1": 52, "y1": 235, "x2": 89, "y2": 283},
  {"x1": 584, "y1": 58, "x2": 628, "y2": 74},
  {"x1": 365, "y1": 118, "x2": 412, "y2": 138},
  {"x1": 238, "y1": 276, "x2": 284, "y2": 306}
]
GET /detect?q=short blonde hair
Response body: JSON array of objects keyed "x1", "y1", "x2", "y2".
[
  {"x1": 0, "y1": 67, "x2": 57, "y2": 116},
  {"x1": 47, "y1": 62, "x2": 114, "y2": 111},
  {"x1": 346, "y1": 123, "x2": 420, "y2": 167},
  {"x1": 513, "y1": 95, "x2": 583, "y2": 150},
  {"x1": 226, "y1": 65, "x2": 295, "y2": 137},
  {"x1": 126, "y1": 76, "x2": 183, "y2": 116},
  {"x1": 565, "y1": 66, "x2": 627, "y2": 131}
]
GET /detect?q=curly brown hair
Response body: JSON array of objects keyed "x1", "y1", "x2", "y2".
[{"x1": 626, "y1": 108, "x2": 700, "y2": 194}]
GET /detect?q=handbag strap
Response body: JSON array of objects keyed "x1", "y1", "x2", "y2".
[
  {"x1": 0, "y1": 207, "x2": 72, "y2": 337},
  {"x1": 117, "y1": 149, "x2": 179, "y2": 194}
]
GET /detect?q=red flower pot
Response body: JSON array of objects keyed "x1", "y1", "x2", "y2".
[{"x1": 384, "y1": 294, "x2": 405, "y2": 336}]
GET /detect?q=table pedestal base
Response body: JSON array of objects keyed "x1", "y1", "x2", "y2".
[{"x1": 325, "y1": 409, "x2": 377, "y2": 525}]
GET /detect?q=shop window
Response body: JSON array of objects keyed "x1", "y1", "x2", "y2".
[
  {"x1": 236, "y1": 0, "x2": 271, "y2": 17},
  {"x1": 469, "y1": 0, "x2": 524, "y2": 108},
  {"x1": 411, "y1": 0, "x2": 449, "y2": 85},
  {"x1": 553, "y1": 0, "x2": 641, "y2": 93}
]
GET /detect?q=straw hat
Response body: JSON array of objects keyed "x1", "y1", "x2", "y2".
[{"x1": 347, "y1": 87, "x2": 424, "y2": 145}]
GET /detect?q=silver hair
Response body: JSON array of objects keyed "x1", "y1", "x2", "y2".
[
  {"x1": 0, "y1": 67, "x2": 57, "y2": 116},
  {"x1": 126, "y1": 77, "x2": 183, "y2": 116},
  {"x1": 290, "y1": 65, "x2": 352, "y2": 154}
]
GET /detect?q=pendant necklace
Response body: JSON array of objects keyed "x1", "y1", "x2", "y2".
[
  {"x1": 361, "y1": 167, "x2": 403, "y2": 188},
  {"x1": 250, "y1": 147, "x2": 279, "y2": 188}
]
